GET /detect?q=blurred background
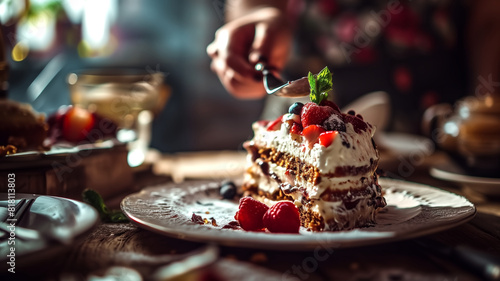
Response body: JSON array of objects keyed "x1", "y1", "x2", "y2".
[
  {"x1": 1, "y1": 0, "x2": 474, "y2": 153},
  {"x1": 2, "y1": 0, "x2": 264, "y2": 153}
]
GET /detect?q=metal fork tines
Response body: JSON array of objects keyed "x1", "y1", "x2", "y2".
[{"x1": 4, "y1": 198, "x2": 35, "y2": 225}]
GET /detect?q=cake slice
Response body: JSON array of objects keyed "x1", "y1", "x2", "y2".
[
  {"x1": 0, "y1": 99, "x2": 48, "y2": 152},
  {"x1": 241, "y1": 67, "x2": 386, "y2": 231}
]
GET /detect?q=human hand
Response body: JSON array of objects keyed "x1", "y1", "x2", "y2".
[{"x1": 207, "y1": 7, "x2": 292, "y2": 99}]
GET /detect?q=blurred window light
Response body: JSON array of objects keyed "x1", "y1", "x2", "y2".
[
  {"x1": 82, "y1": 0, "x2": 117, "y2": 50},
  {"x1": 11, "y1": 40, "x2": 29, "y2": 61},
  {"x1": 17, "y1": 10, "x2": 56, "y2": 51},
  {"x1": 62, "y1": 0, "x2": 85, "y2": 24},
  {"x1": 0, "y1": 0, "x2": 26, "y2": 25}
]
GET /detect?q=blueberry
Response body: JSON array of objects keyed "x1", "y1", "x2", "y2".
[
  {"x1": 220, "y1": 181, "x2": 237, "y2": 199},
  {"x1": 288, "y1": 102, "x2": 304, "y2": 115},
  {"x1": 322, "y1": 114, "x2": 346, "y2": 132}
]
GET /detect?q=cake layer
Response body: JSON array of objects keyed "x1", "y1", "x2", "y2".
[{"x1": 243, "y1": 159, "x2": 385, "y2": 231}]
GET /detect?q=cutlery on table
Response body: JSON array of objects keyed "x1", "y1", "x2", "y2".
[{"x1": 0, "y1": 197, "x2": 39, "y2": 240}]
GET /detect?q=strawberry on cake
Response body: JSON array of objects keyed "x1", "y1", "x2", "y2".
[{"x1": 241, "y1": 67, "x2": 386, "y2": 231}]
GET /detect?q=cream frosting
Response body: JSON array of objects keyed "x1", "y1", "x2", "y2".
[{"x1": 250, "y1": 116, "x2": 378, "y2": 175}]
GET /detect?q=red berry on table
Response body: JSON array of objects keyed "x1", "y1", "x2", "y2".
[
  {"x1": 263, "y1": 201, "x2": 301, "y2": 234},
  {"x1": 302, "y1": 125, "x2": 325, "y2": 147},
  {"x1": 301, "y1": 102, "x2": 335, "y2": 128},
  {"x1": 234, "y1": 197, "x2": 269, "y2": 231},
  {"x1": 319, "y1": 131, "x2": 339, "y2": 147},
  {"x1": 62, "y1": 106, "x2": 95, "y2": 142}
]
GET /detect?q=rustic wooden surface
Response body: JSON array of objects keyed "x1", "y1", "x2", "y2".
[{"x1": 13, "y1": 151, "x2": 500, "y2": 281}]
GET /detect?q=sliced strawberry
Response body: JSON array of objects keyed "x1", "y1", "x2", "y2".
[
  {"x1": 266, "y1": 116, "x2": 283, "y2": 131},
  {"x1": 234, "y1": 197, "x2": 269, "y2": 231},
  {"x1": 302, "y1": 125, "x2": 325, "y2": 147},
  {"x1": 301, "y1": 102, "x2": 335, "y2": 128},
  {"x1": 263, "y1": 201, "x2": 300, "y2": 233},
  {"x1": 319, "y1": 131, "x2": 339, "y2": 147}
]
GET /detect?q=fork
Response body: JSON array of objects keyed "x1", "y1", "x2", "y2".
[
  {"x1": 4, "y1": 198, "x2": 35, "y2": 225},
  {"x1": 254, "y1": 62, "x2": 310, "y2": 97}
]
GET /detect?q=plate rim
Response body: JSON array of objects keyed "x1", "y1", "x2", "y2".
[
  {"x1": 120, "y1": 178, "x2": 476, "y2": 251},
  {"x1": 0, "y1": 193, "x2": 100, "y2": 267},
  {"x1": 430, "y1": 166, "x2": 500, "y2": 185}
]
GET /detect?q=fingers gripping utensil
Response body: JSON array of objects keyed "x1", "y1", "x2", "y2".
[{"x1": 255, "y1": 62, "x2": 310, "y2": 97}]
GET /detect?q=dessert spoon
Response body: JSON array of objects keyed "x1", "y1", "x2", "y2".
[{"x1": 255, "y1": 63, "x2": 310, "y2": 97}]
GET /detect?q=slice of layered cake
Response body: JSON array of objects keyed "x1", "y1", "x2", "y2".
[{"x1": 242, "y1": 67, "x2": 386, "y2": 231}]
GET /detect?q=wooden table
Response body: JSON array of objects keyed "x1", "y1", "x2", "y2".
[{"x1": 12, "y1": 151, "x2": 500, "y2": 281}]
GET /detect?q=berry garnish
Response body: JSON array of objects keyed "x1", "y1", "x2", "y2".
[
  {"x1": 301, "y1": 102, "x2": 335, "y2": 128},
  {"x1": 62, "y1": 106, "x2": 95, "y2": 142},
  {"x1": 344, "y1": 114, "x2": 368, "y2": 133},
  {"x1": 319, "y1": 131, "x2": 339, "y2": 147},
  {"x1": 319, "y1": 100, "x2": 341, "y2": 113},
  {"x1": 288, "y1": 102, "x2": 304, "y2": 115},
  {"x1": 263, "y1": 201, "x2": 301, "y2": 233},
  {"x1": 322, "y1": 113, "x2": 346, "y2": 132},
  {"x1": 302, "y1": 125, "x2": 326, "y2": 147},
  {"x1": 220, "y1": 180, "x2": 237, "y2": 200},
  {"x1": 290, "y1": 122, "x2": 303, "y2": 135},
  {"x1": 234, "y1": 197, "x2": 269, "y2": 231},
  {"x1": 266, "y1": 116, "x2": 283, "y2": 131}
]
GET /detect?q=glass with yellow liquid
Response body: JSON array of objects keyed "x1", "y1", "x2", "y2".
[{"x1": 68, "y1": 69, "x2": 168, "y2": 166}]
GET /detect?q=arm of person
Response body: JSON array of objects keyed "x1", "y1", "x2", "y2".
[{"x1": 207, "y1": 0, "x2": 292, "y2": 99}]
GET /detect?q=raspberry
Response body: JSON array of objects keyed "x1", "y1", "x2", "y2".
[
  {"x1": 234, "y1": 197, "x2": 269, "y2": 231},
  {"x1": 263, "y1": 201, "x2": 301, "y2": 233},
  {"x1": 301, "y1": 102, "x2": 335, "y2": 128}
]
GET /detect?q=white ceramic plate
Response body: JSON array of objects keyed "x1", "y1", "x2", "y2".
[
  {"x1": 376, "y1": 132, "x2": 435, "y2": 157},
  {"x1": 121, "y1": 178, "x2": 475, "y2": 251},
  {"x1": 0, "y1": 193, "x2": 99, "y2": 268},
  {"x1": 430, "y1": 164, "x2": 500, "y2": 197}
]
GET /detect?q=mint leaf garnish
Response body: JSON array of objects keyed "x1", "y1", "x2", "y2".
[
  {"x1": 82, "y1": 189, "x2": 128, "y2": 223},
  {"x1": 308, "y1": 66, "x2": 333, "y2": 105}
]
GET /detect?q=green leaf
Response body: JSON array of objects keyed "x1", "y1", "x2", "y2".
[
  {"x1": 308, "y1": 71, "x2": 317, "y2": 104},
  {"x1": 308, "y1": 66, "x2": 333, "y2": 105},
  {"x1": 82, "y1": 189, "x2": 128, "y2": 223}
]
